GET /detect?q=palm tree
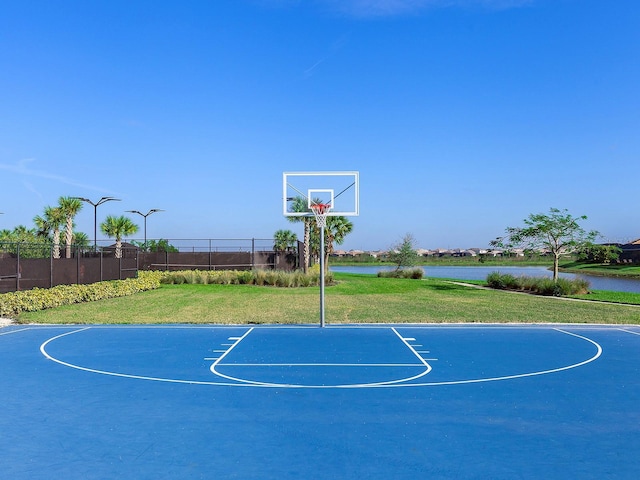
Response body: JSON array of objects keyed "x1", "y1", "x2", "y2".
[
  {"x1": 33, "y1": 215, "x2": 51, "y2": 239},
  {"x1": 58, "y1": 196, "x2": 83, "y2": 259},
  {"x1": 72, "y1": 231, "x2": 90, "y2": 250},
  {"x1": 100, "y1": 215, "x2": 139, "y2": 258},
  {"x1": 34, "y1": 206, "x2": 65, "y2": 259},
  {"x1": 287, "y1": 196, "x2": 313, "y2": 272},
  {"x1": 273, "y1": 229, "x2": 298, "y2": 269},
  {"x1": 273, "y1": 229, "x2": 298, "y2": 253},
  {"x1": 312, "y1": 216, "x2": 353, "y2": 272}
]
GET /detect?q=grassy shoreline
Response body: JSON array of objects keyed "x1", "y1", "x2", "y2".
[
  {"x1": 558, "y1": 262, "x2": 640, "y2": 279},
  {"x1": 15, "y1": 273, "x2": 640, "y2": 325}
]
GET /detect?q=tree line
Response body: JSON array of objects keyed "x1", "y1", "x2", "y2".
[{"x1": 1, "y1": 196, "x2": 139, "y2": 258}]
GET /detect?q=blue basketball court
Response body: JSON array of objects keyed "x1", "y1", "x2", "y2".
[{"x1": 2, "y1": 323, "x2": 640, "y2": 479}]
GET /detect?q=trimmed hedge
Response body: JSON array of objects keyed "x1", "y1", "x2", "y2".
[
  {"x1": 0, "y1": 269, "x2": 334, "y2": 318},
  {"x1": 486, "y1": 271, "x2": 590, "y2": 296},
  {"x1": 0, "y1": 271, "x2": 164, "y2": 318}
]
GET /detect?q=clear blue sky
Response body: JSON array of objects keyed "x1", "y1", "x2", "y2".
[{"x1": 1, "y1": 0, "x2": 638, "y2": 251}]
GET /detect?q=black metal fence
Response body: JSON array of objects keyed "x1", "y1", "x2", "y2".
[{"x1": 0, "y1": 239, "x2": 302, "y2": 293}]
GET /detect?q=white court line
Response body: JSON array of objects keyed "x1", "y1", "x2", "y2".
[
  {"x1": 40, "y1": 327, "x2": 256, "y2": 386},
  {"x1": 218, "y1": 363, "x2": 425, "y2": 367},
  {"x1": 0, "y1": 327, "x2": 34, "y2": 336},
  {"x1": 397, "y1": 328, "x2": 603, "y2": 387},
  {"x1": 618, "y1": 328, "x2": 640, "y2": 336},
  {"x1": 208, "y1": 327, "x2": 433, "y2": 388},
  {"x1": 37, "y1": 325, "x2": 605, "y2": 389}
]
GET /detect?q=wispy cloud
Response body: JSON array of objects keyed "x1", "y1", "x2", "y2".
[
  {"x1": 0, "y1": 158, "x2": 114, "y2": 194},
  {"x1": 304, "y1": 57, "x2": 328, "y2": 78},
  {"x1": 303, "y1": 33, "x2": 350, "y2": 78},
  {"x1": 316, "y1": 0, "x2": 533, "y2": 17},
  {"x1": 22, "y1": 180, "x2": 45, "y2": 201}
]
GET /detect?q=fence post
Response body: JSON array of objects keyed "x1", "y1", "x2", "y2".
[
  {"x1": 76, "y1": 245, "x2": 80, "y2": 285},
  {"x1": 50, "y1": 244, "x2": 54, "y2": 288},
  {"x1": 16, "y1": 243, "x2": 20, "y2": 291},
  {"x1": 100, "y1": 248, "x2": 103, "y2": 282},
  {"x1": 252, "y1": 238, "x2": 255, "y2": 269}
]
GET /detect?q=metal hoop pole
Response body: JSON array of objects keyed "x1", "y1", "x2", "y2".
[
  {"x1": 311, "y1": 204, "x2": 329, "y2": 327},
  {"x1": 319, "y1": 223, "x2": 325, "y2": 328}
]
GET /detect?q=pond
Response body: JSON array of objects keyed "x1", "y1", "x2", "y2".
[{"x1": 330, "y1": 265, "x2": 640, "y2": 293}]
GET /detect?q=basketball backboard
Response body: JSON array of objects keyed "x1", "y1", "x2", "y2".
[{"x1": 282, "y1": 171, "x2": 359, "y2": 217}]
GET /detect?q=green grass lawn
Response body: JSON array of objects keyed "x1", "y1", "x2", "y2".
[
  {"x1": 570, "y1": 290, "x2": 640, "y2": 305},
  {"x1": 560, "y1": 261, "x2": 640, "y2": 278},
  {"x1": 17, "y1": 273, "x2": 640, "y2": 325}
]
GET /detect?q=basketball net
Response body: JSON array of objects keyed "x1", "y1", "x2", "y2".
[{"x1": 310, "y1": 203, "x2": 330, "y2": 228}]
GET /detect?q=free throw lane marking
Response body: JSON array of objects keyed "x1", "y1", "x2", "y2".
[
  {"x1": 208, "y1": 327, "x2": 433, "y2": 388},
  {"x1": 38, "y1": 326, "x2": 603, "y2": 388}
]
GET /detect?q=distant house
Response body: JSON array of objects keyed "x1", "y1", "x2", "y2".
[
  {"x1": 619, "y1": 239, "x2": 640, "y2": 264},
  {"x1": 450, "y1": 249, "x2": 477, "y2": 257}
]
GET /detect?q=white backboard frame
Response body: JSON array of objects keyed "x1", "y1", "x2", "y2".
[{"x1": 283, "y1": 171, "x2": 359, "y2": 217}]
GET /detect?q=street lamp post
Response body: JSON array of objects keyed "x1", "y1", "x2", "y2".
[
  {"x1": 74, "y1": 197, "x2": 121, "y2": 250},
  {"x1": 126, "y1": 209, "x2": 164, "y2": 249}
]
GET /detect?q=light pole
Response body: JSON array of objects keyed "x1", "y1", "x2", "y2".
[
  {"x1": 73, "y1": 197, "x2": 121, "y2": 249},
  {"x1": 126, "y1": 209, "x2": 164, "y2": 249}
]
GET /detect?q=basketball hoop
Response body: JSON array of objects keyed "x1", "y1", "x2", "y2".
[
  {"x1": 282, "y1": 171, "x2": 359, "y2": 328},
  {"x1": 310, "y1": 203, "x2": 331, "y2": 228}
]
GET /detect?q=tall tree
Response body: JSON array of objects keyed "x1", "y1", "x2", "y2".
[
  {"x1": 34, "y1": 206, "x2": 65, "y2": 259},
  {"x1": 58, "y1": 196, "x2": 83, "y2": 258},
  {"x1": 491, "y1": 208, "x2": 599, "y2": 281},
  {"x1": 100, "y1": 215, "x2": 139, "y2": 258},
  {"x1": 287, "y1": 196, "x2": 312, "y2": 272},
  {"x1": 311, "y1": 215, "x2": 353, "y2": 272}
]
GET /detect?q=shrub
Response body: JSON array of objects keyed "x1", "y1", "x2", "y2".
[
  {"x1": 158, "y1": 269, "x2": 331, "y2": 288},
  {"x1": 377, "y1": 268, "x2": 424, "y2": 279},
  {"x1": 237, "y1": 271, "x2": 254, "y2": 285},
  {"x1": 485, "y1": 272, "x2": 590, "y2": 296},
  {"x1": 409, "y1": 268, "x2": 424, "y2": 279},
  {"x1": 0, "y1": 271, "x2": 163, "y2": 318},
  {"x1": 536, "y1": 278, "x2": 560, "y2": 296},
  {"x1": 486, "y1": 271, "x2": 507, "y2": 289}
]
